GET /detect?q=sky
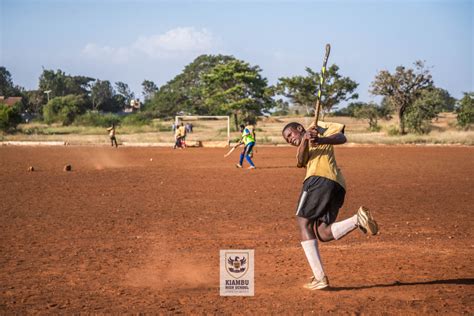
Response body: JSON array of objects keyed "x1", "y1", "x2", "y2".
[{"x1": 1, "y1": 0, "x2": 472, "y2": 108}]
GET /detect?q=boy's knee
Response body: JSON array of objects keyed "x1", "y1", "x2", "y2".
[
  {"x1": 297, "y1": 217, "x2": 316, "y2": 239},
  {"x1": 316, "y1": 224, "x2": 333, "y2": 242},
  {"x1": 298, "y1": 222, "x2": 312, "y2": 233},
  {"x1": 317, "y1": 231, "x2": 332, "y2": 242}
]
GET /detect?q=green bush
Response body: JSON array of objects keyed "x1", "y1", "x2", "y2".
[
  {"x1": 60, "y1": 104, "x2": 80, "y2": 126},
  {"x1": 386, "y1": 125, "x2": 400, "y2": 136},
  {"x1": 0, "y1": 103, "x2": 22, "y2": 132},
  {"x1": 456, "y1": 93, "x2": 473, "y2": 130},
  {"x1": 121, "y1": 112, "x2": 152, "y2": 126},
  {"x1": 404, "y1": 102, "x2": 437, "y2": 134},
  {"x1": 75, "y1": 111, "x2": 121, "y2": 127},
  {"x1": 353, "y1": 103, "x2": 381, "y2": 131},
  {"x1": 403, "y1": 89, "x2": 446, "y2": 134},
  {"x1": 43, "y1": 95, "x2": 86, "y2": 125}
]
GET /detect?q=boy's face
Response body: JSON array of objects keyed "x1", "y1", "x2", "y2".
[{"x1": 283, "y1": 126, "x2": 304, "y2": 146}]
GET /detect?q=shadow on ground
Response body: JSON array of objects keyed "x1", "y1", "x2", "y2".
[{"x1": 330, "y1": 278, "x2": 474, "y2": 291}]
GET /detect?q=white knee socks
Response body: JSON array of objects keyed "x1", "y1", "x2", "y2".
[
  {"x1": 301, "y1": 215, "x2": 359, "y2": 280},
  {"x1": 330, "y1": 214, "x2": 358, "y2": 240},
  {"x1": 301, "y1": 239, "x2": 325, "y2": 280}
]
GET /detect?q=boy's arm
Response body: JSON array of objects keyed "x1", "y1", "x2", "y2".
[
  {"x1": 311, "y1": 132, "x2": 346, "y2": 145},
  {"x1": 296, "y1": 132, "x2": 310, "y2": 168}
]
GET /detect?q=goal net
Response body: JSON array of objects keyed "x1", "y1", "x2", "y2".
[{"x1": 174, "y1": 115, "x2": 231, "y2": 147}]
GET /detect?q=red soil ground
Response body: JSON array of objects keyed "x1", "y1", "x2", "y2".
[{"x1": 0, "y1": 146, "x2": 473, "y2": 314}]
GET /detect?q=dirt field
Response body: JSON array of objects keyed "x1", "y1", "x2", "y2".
[{"x1": 0, "y1": 146, "x2": 473, "y2": 314}]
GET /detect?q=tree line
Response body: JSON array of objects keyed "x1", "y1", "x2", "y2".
[{"x1": 1, "y1": 55, "x2": 473, "y2": 133}]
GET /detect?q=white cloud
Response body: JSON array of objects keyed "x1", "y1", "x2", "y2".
[
  {"x1": 134, "y1": 27, "x2": 214, "y2": 57},
  {"x1": 81, "y1": 27, "x2": 216, "y2": 63},
  {"x1": 82, "y1": 43, "x2": 131, "y2": 63}
]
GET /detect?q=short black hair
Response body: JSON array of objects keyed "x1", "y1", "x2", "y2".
[
  {"x1": 281, "y1": 122, "x2": 303, "y2": 135},
  {"x1": 240, "y1": 124, "x2": 245, "y2": 129}
]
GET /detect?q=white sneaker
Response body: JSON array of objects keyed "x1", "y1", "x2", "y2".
[
  {"x1": 303, "y1": 276, "x2": 329, "y2": 290},
  {"x1": 357, "y1": 206, "x2": 379, "y2": 235}
]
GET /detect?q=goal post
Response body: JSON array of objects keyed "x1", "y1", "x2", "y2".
[{"x1": 175, "y1": 115, "x2": 231, "y2": 147}]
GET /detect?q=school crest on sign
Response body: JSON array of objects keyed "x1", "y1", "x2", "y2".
[{"x1": 225, "y1": 251, "x2": 249, "y2": 279}]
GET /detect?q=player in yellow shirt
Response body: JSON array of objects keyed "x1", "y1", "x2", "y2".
[
  {"x1": 174, "y1": 122, "x2": 187, "y2": 149},
  {"x1": 282, "y1": 121, "x2": 379, "y2": 290}
]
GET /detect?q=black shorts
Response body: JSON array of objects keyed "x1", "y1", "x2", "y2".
[{"x1": 295, "y1": 176, "x2": 345, "y2": 224}]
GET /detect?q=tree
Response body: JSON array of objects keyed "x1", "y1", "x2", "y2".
[
  {"x1": 24, "y1": 90, "x2": 46, "y2": 115},
  {"x1": 115, "y1": 81, "x2": 135, "y2": 109},
  {"x1": 456, "y1": 92, "x2": 474, "y2": 130},
  {"x1": 379, "y1": 97, "x2": 394, "y2": 120},
  {"x1": 371, "y1": 61, "x2": 433, "y2": 134},
  {"x1": 42, "y1": 95, "x2": 87, "y2": 125},
  {"x1": 353, "y1": 102, "x2": 381, "y2": 131},
  {"x1": 0, "y1": 67, "x2": 14, "y2": 96},
  {"x1": 39, "y1": 69, "x2": 94, "y2": 99},
  {"x1": 0, "y1": 67, "x2": 27, "y2": 113},
  {"x1": 91, "y1": 80, "x2": 119, "y2": 112},
  {"x1": 178, "y1": 54, "x2": 236, "y2": 115},
  {"x1": 0, "y1": 103, "x2": 22, "y2": 132},
  {"x1": 273, "y1": 64, "x2": 358, "y2": 117},
  {"x1": 148, "y1": 85, "x2": 185, "y2": 118},
  {"x1": 39, "y1": 69, "x2": 66, "y2": 98},
  {"x1": 64, "y1": 75, "x2": 95, "y2": 96},
  {"x1": 202, "y1": 59, "x2": 273, "y2": 129},
  {"x1": 146, "y1": 54, "x2": 235, "y2": 117},
  {"x1": 0, "y1": 67, "x2": 23, "y2": 97},
  {"x1": 333, "y1": 101, "x2": 365, "y2": 117},
  {"x1": 429, "y1": 87, "x2": 456, "y2": 112},
  {"x1": 142, "y1": 80, "x2": 158, "y2": 101}
]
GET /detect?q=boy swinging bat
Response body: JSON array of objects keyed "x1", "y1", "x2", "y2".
[
  {"x1": 282, "y1": 44, "x2": 379, "y2": 290},
  {"x1": 282, "y1": 121, "x2": 379, "y2": 290}
]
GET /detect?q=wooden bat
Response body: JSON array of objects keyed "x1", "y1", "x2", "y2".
[
  {"x1": 224, "y1": 143, "x2": 243, "y2": 157},
  {"x1": 314, "y1": 44, "x2": 331, "y2": 129},
  {"x1": 224, "y1": 146, "x2": 236, "y2": 158}
]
